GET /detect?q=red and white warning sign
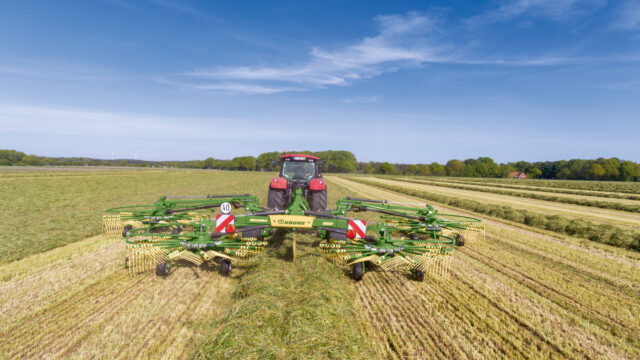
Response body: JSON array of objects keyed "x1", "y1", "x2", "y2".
[
  {"x1": 347, "y1": 219, "x2": 367, "y2": 239},
  {"x1": 215, "y1": 214, "x2": 235, "y2": 233}
]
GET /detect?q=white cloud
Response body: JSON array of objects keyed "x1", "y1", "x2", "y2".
[
  {"x1": 614, "y1": 0, "x2": 640, "y2": 30},
  {"x1": 163, "y1": 8, "x2": 602, "y2": 95},
  {"x1": 0, "y1": 104, "x2": 281, "y2": 139},
  {"x1": 466, "y1": 0, "x2": 606, "y2": 26},
  {"x1": 343, "y1": 95, "x2": 381, "y2": 104},
  {"x1": 167, "y1": 12, "x2": 443, "y2": 94},
  {"x1": 155, "y1": 77, "x2": 301, "y2": 94},
  {"x1": 0, "y1": 60, "x2": 120, "y2": 82},
  {"x1": 149, "y1": 0, "x2": 219, "y2": 21}
]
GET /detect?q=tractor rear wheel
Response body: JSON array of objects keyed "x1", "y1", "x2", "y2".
[
  {"x1": 309, "y1": 188, "x2": 327, "y2": 211},
  {"x1": 219, "y1": 259, "x2": 232, "y2": 277},
  {"x1": 156, "y1": 262, "x2": 170, "y2": 276},
  {"x1": 352, "y1": 262, "x2": 364, "y2": 281},
  {"x1": 455, "y1": 234, "x2": 465, "y2": 247},
  {"x1": 268, "y1": 188, "x2": 286, "y2": 210}
]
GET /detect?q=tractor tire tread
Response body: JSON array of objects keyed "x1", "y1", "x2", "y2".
[
  {"x1": 309, "y1": 188, "x2": 327, "y2": 211},
  {"x1": 268, "y1": 188, "x2": 287, "y2": 210}
]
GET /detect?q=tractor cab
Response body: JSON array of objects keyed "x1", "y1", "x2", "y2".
[
  {"x1": 280, "y1": 154, "x2": 321, "y2": 182},
  {"x1": 268, "y1": 154, "x2": 327, "y2": 211}
]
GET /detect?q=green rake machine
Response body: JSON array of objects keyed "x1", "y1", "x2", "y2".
[{"x1": 103, "y1": 154, "x2": 483, "y2": 280}]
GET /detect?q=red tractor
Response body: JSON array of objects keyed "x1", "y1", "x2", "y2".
[{"x1": 268, "y1": 154, "x2": 327, "y2": 211}]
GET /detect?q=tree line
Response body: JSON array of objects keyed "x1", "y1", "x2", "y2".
[
  {"x1": 362, "y1": 157, "x2": 640, "y2": 181},
  {"x1": 1, "y1": 149, "x2": 638, "y2": 181}
]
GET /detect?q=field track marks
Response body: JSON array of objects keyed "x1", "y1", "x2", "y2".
[
  {"x1": 357, "y1": 268, "x2": 558, "y2": 359},
  {"x1": 473, "y1": 235, "x2": 640, "y2": 329},
  {"x1": 455, "y1": 251, "x2": 633, "y2": 359}
]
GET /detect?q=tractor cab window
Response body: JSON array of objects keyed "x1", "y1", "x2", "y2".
[{"x1": 282, "y1": 161, "x2": 315, "y2": 181}]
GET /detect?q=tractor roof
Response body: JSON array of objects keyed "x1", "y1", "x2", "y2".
[{"x1": 281, "y1": 154, "x2": 319, "y2": 160}]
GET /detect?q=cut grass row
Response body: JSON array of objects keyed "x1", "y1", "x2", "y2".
[
  {"x1": 194, "y1": 177, "x2": 383, "y2": 360},
  {"x1": 194, "y1": 235, "x2": 380, "y2": 360},
  {"x1": 330, "y1": 176, "x2": 640, "y2": 359},
  {"x1": 418, "y1": 177, "x2": 640, "y2": 201},
  {"x1": 388, "y1": 177, "x2": 640, "y2": 213},
  {"x1": 430, "y1": 176, "x2": 640, "y2": 194},
  {"x1": 361, "y1": 176, "x2": 640, "y2": 231},
  {"x1": 347, "y1": 177, "x2": 640, "y2": 251}
]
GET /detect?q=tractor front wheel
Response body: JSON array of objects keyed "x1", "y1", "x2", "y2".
[
  {"x1": 219, "y1": 259, "x2": 232, "y2": 277},
  {"x1": 309, "y1": 188, "x2": 327, "y2": 211},
  {"x1": 352, "y1": 262, "x2": 364, "y2": 281},
  {"x1": 156, "y1": 262, "x2": 170, "y2": 276},
  {"x1": 267, "y1": 188, "x2": 286, "y2": 210}
]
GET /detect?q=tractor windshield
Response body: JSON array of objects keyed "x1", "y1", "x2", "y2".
[{"x1": 282, "y1": 161, "x2": 315, "y2": 181}]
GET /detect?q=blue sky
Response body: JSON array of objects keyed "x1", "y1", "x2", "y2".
[{"x1": 0, "y1": 0, "x2": 639, "y2": 163}]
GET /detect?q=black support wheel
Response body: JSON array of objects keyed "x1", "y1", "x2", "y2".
[
  {"x1": 267, "y1": 188, "x2": 287, "y2": 210},
  {"x1": 172, "y1": 226, "x2": 183, "y2": 235},
  {"x1": 455, "y1": 234, "x2": 465, "y2": 247},
  {"x1": 412, "y1": 269, "x2": 425, "y2": 282},
  {"x1": 328, "y1": 230, "x2": 347, "y2": 241},
  {"x1": 352, "y1": 262, "x2": 364, "y2": 281},
  {"x1": 122, "y1": 224, "x2": 133, "y2": 238},
  {"x1": 241, "y1": 228, "x2": 263, "y2": 240},
  {"x1": 156, "y1": 262, "x2": 170, "y2": 276},
  {"x1": 219, "y1": 259, "x2": 232, "y2": 277},
  {"x1": 309, "y1": 188, "x2": 327, "y2": 211}
]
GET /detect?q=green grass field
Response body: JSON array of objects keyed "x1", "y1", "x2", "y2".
[{"x1": 1, "y1": 168, "x2": 639, "y2": 359}]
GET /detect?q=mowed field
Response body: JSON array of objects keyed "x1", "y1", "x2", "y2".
[{"x1": 1, "y1": 168, "x2": 639, "y2": 359}]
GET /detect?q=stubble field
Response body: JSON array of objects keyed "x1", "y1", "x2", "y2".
[{"x1": 0, "y1": 168, "x2": 638, "y2": 359}]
